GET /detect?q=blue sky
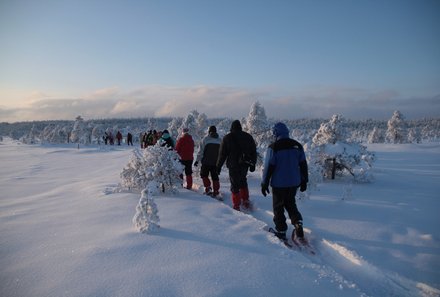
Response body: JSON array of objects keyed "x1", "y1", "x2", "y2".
[{"x1": 0, "y1": 0, "x2": 439, "y2": 122}]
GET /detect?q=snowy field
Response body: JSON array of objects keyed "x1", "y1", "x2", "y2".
[{"x1": 1, "y1": 138, "x2": 439, "y2": 297}]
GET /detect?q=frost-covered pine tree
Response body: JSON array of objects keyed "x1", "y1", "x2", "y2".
[
  {"x1": 407, "y1": 128, "x2": 421, "y2": 143},
  {"x1": 309, "y1": 115, "x2": 375, "y2": 182},
  {"x1": 386, "y1": 110, "x2": 407, "y2": 144},
  {"x1": 367, "y1": 127, "x2": 385, "y2": 144},
  {"x1": 180, "y1": 111, "x2": 198, "y2": 136},
  {"x1": 216, "y1": 118, "x2": 233, "y2": 137},
  {"x1": 244, "y1": 101, "x2": 272, "y2": 148},
  {"x1": 132, "y1": 182, "x2": 160, "y2": 233},
  {"x1": 167, "y1": 117, "x2": 183, "y2": 138},
  {"x1": 91, "y1": 124, "x2": 105, "y2": 144},
  {"x1": 70, "y1": 116, "x2": 90, "y2": 144},
  {"x1": 120, "y1": 144, "x2": 184, "y2": 193},
  {"x1": 195, "y1": 112, "x2": 208, "y2": 144},
  {"x1": 21, "y1": 124, "x2": 39, "y2": 144},
  {"x1": 243, "y1": 102, "x2": 273, "y2": 168}
]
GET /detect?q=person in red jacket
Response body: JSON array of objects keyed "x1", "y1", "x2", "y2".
[{"x1": 175, "y1": 128, "x2": 195, "y2": 189}]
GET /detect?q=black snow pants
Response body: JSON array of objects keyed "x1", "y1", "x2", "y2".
[{"x1": 272, "y1": 186, "x2": 303, "y2": 233}]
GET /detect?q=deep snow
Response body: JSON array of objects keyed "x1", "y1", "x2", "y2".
[{"x1": 0, "y1": 138, "x2": 439, "y2": 297}]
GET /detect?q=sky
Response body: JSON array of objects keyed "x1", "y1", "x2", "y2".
[{"x1": 0, "y1": 0, "x2": 439, "y2": 122}]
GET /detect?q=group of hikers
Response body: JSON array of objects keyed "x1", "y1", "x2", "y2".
[
  {"x1": 101, "y1": 120, "x2": 309, "y2": 240},
  {"x1": 165, "y1": 120, "x2": 309, "y2": 241},
  {"x1": 103, "y1": 131, "x2": 133, "y2": 146}
]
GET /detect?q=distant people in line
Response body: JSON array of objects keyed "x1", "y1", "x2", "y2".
[
  {"x1": 116, "y1": 131, "x2": 123, "y2": 145},
  {"x1": 176, "y1": 128, "x2": 195, "y2": 190},
  {"x1": 160, "y1": 129, "x2": 175, "y2": 149},
  {"x1": 217, "y1": 120, "x2": 257, "y2": 211},
  {"x1": 127, "y1": 132, "x2": 133, "y2": 146},
  {"x1": 103, "y1": 132, "x2": 108, "y2": 145},
  {"x1": 142, "y1": 130, "x2": 161, "y2": 148},
  {"x1": 195, "y1": 125, "x2": 221, "y2": 197},
  {"x1": 108, "y1": 131, "x2": 114, "y2": 145},
  {"x1": 261, "y1": 122, "x2": 309, "y2": 241}
]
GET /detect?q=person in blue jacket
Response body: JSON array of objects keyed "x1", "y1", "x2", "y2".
[{"x1": 261, "y1": 122, "x2": 309, "y2": 240}]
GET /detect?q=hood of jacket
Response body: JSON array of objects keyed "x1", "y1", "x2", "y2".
[
  {"x1": 273, "y1": 122, "x2": 289, "y2": 140},
  {"x1": 230, "y1": 120, "x2": 242, "y2": 132}
]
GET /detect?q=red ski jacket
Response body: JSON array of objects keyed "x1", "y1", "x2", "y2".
[{"x1": 176, "y1": 133, "x2": 195, "y2": 161}]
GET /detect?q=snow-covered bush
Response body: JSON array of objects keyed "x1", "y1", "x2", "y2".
[
  {"x1": 120, "y1": 144, "x2": 184, "y2": 193},
  {"x1": 132, "y1": 182, "x2": 160, "y2": 233},
  {"x1": 309, "y1": 115, "x2": 375, "y2": 182}
]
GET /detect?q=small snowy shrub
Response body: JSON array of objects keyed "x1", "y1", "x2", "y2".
[
  {"x1": 133, "y1": 182, "x2": 160, "y2": 233},
  {"x1": 120, "y1": 144, "x2": 184, "y2": 193},
  {"x1": 309, "y1": 115, "x2": 375, "y2": 182}
]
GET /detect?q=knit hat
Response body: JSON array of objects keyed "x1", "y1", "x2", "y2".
[
  {"x1": 272, "y1": 122, "x2": 289, "y2": 138},
  {"x1": 208, "y1": 125, "x2": 217, "y2": 133},
  {"x1": 230, "y1": 120, "x2": 242, "y2": 132}
]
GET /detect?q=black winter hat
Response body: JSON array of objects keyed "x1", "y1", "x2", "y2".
[
  {"x1": 230, "y1": 120, "x2": 242, "y2": 132},
  {"x1": 208, "y1": 125, "x2": 217, "y2": 133}
]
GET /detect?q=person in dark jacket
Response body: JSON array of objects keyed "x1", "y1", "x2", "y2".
[
  {"x1": 261, "y1": 122, "x2": 309, "y2": 240},
  {"x1": 217, "y1": 120, "x2": 257, "y2": 211},
  {"x1": 160, "y1": 129, "x2": 175, "y2": 149},
  {"x1": 116, "y1": 131, "x2": 123, "y2": 145},
  {"x1": 127, "y1": 132, "x2": 133, "y2": 146},
  {"x1": 175, "y1": 128, "x2": 195, "y2": 189},
  {"x1": 195, "y1": 125, "x2": 221, "y2": 196}
]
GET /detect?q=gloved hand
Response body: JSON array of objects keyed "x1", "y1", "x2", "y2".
[
  {"x1": 261, "y1": 183, "x2": 270, "y2": 197},
  {"x1": 300, "y1": 182, "x2": 307, "y2": 192},
  {"x1": 249, "y1": 165, "x2": 255, "y2": 172},
  {"x1": 194, "y1": 161, "x2": 198, "y2": 167}
]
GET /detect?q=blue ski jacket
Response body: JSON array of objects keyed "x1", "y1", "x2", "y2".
[{"x1": 262, "y1": 122, "x2": 308, "y2": 188}]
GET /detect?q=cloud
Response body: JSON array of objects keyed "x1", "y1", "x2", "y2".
[{"x1": 0, "y1": 85, "x2": 438, "y2": 123}]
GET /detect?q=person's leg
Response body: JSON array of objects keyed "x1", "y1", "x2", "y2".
[
  {"x1": 200, "y1": 165, "x2": 212, "y2": 194},
  {"x1": 272, "y1": 187, "x2": 288, "y2": 233},
  {"x1": 229, "y1": 167, "x2": 241, "y2": 210},
  {"x1": 284, "y1": 186, "x2": 304, "y2": 238}
]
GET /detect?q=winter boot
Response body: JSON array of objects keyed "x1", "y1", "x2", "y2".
[
  {"x1": 294, "y1": 221, "x2": 304, "y2": 239},
  {"x1": 186, "y1": 175, "x2": 193, "y2": 190},
  {"x1": 231, "y1": 192, "x2": 241, "y2": 211},
  {"x1": 274, "y1": 230, "x2": 287, "y2": 241},
  {"x1": 213, "y1": 180, "x2": 220, "y2": 197},
  {"x1": 202, "y1": 177, "x2": 212, "y2": 195},
  {"x1": 240, "y1": 187, "x2": 253, "y2": 211}
]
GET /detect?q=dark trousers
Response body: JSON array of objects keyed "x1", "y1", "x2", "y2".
[
  {"x1": 179, "y1": 160, "x2": 193, "y2": 176},
  {"x1": 272, "y1": 186, "x2": 303, "y2": 233},
  {"x1": 200, "y1": 164, "x2": 219, "y2": 181},
  {"x1": 228, "y1": 166, "x2": 248, "y2": 193}
]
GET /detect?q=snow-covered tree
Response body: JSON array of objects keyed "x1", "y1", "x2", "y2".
[
  {"x1": 368, "y1": 127, "x2": 385, "y2": 144},
  {"x1": 180, "y1": 111, "x2": 198, "y2": 136},
  {"x1": 195, "y1": 112, "x2": 208, "y2": 144},
  {"x1": 243, "y1": 101, "x2": 272, "y2": 148},
  {"x1": 407, "y1": 128, "x2": 421, "y2": 143},
  {"x1": 70, "y1": 116, "x2": 91, "y2": 144},
  {"x1": 386, "y1": 110, "x2": 407, "y2": 144},
  {"x1": 91, "y1": 124, "x2": 105, "y2": 144},
  {"x1": 132, "y1": 183, "x2": 160, "y2": 233},
  {"x1": 20, "y1": 124, "x2": 40, "y2": 144},
  {"x1": 167, "y1": 117, "x2": 183, "y2": 139},
  {"x1": 120, "y1": 144, "x2": 184, "y2": 193},
  {"x1": 216, "y1": 118, "x2": 233, "y2": 137},
  {"x1": 309, "y1": 115, "x2": 375, "y2": 182}
]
